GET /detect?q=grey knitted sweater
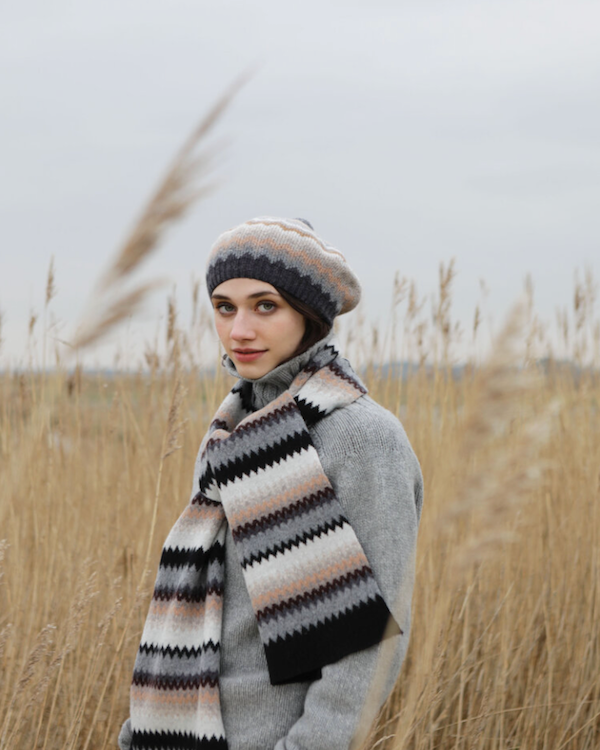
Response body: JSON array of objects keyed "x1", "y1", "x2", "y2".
[{"x1": 119, "y1": 337, "x2": 423, "y2": 750}]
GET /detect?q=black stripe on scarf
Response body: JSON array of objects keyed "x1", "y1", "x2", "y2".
[
  {"x1": 132, "y1": 730, "x2": 228, "y2": 750},
  {"x1": 159, "y1": 543, "x2": 224, "y2": 570},
  {"x1": 212, "y1": 430, "x2": 311, "y2": 487},
  {"x1": 264, "y1": 594, "x2": 399, "y2": 685}
]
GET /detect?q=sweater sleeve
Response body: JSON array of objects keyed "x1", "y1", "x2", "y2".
[{"x1": 274, "y1": 400, "x2": 423, "y2": 750}]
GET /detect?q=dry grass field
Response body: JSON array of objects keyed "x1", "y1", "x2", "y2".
[
  {"x1": 1, "y1": 265, "x2": 599, "y2": 750},
  {"x1": 1, "y1": 89, "x2": 599, "y2": 749}
]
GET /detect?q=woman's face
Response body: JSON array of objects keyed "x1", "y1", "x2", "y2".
[{"x1": 211, "y1": 278, "x2": 306, "y2": 379}]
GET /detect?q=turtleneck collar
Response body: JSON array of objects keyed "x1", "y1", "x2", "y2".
[{"x1": 222, "y1": 330, "x2": 337, "y2": 411}]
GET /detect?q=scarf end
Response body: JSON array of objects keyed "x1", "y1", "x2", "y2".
[{"x1": 264, "y1": 596, "x2": 401, "y2": 686}]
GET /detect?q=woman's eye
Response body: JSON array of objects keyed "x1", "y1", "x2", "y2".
[
  {"x1": 216, "y1": 303, "x2": 235, "y2": 314},
  {"x1": 257, "y1": 301, "x2": 276, "y2": 312}
]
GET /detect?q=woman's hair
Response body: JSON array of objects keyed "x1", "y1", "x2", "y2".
[{"x1": 277, "y1": 288, "x2": 331, "y2": 358}]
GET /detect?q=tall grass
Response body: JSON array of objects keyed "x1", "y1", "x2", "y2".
[
  {"x1": 1, "y1": 262, "x2": 598, "y2": 749},
  {"x1": 1, "y1": 80, "x2": 599, "y2": 748}
]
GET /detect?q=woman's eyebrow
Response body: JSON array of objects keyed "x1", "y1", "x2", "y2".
[{"x1": 211, "y1": 290, "x2": 280, "y2": 301}]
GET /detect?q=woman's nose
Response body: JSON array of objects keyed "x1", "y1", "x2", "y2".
[{"x1": 230, "y1": 311, "x2": 256, "y2": 341}]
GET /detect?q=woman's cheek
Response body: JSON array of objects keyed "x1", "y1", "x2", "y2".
[{"x1": 214, "y1": 315, "x2": 230, "y2": 343}]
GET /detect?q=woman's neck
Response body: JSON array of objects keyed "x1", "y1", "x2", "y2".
[{"x1": 222, "y1": 330, "x2": 336, "y2": 410}]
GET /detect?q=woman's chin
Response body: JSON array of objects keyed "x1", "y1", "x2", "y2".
[{"x1": 234, "y1": 359, "x2": 272, "y2": 379}]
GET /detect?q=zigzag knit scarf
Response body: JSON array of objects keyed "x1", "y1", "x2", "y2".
[{"x1": 129, "y1": 343, "x2": 398, "y2": 750}]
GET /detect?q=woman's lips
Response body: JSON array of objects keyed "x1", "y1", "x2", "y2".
[{"x1": 233, "y1": 349, "x2": 267, "y2": 363}]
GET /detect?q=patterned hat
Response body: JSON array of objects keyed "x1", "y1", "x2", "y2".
[{"x1": 206, "y1": 216, "x2": 361, "y2": 325}]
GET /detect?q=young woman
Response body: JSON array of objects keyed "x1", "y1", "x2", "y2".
[{"x1": 119, "y1": 217, "x2": 424, "y2": 750}]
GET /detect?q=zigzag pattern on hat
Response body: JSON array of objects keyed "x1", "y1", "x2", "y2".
[{"x1": 206, "y1": 217, "x2": 361, "y2": 325}]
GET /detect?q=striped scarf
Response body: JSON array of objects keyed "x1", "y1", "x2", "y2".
[{"x1": 129, "y1": 343, "x2": 398, "y2": 750}]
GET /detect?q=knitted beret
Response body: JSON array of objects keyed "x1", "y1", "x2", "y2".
[{"x1": 206, "y1": 217, "x2": 361, "y2": 325}]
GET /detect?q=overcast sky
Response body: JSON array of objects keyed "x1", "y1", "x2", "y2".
[{"x1": 1, "y1": 0, "x2": 599, "y2": 367}]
